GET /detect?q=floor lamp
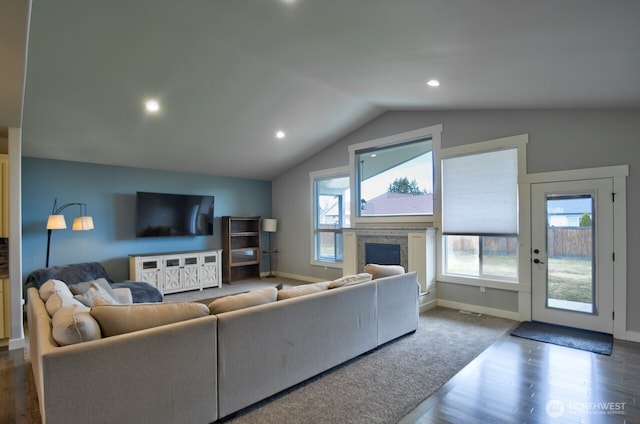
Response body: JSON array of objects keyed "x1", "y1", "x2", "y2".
[
  {"x1": 262, "y1": 218, "x2": 278, "y2": 278},
  {"x1": 46, "y1": 198, "x2": 95, "y2": 267}
]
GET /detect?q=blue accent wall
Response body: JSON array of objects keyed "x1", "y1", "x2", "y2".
[{"x1": 22, "y1": 157, "x2": 272, "y2": 281}]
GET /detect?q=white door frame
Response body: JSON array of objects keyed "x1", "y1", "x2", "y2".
[
  {"x1": 531, "y1": 179, "x2": 613, "y2": 333},
  {"x1": 525, "y1": 165, "x2": 628, "y2": 339}
]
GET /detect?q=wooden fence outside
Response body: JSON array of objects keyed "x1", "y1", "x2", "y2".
[
  {"x1": 449, "y1": 227, "x2": 592, "y2": 259},
  {"x1": 547, "y1": 227, "x2": 592, "y2": 259}
]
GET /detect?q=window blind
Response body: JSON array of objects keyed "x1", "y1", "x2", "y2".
[{"x1": 442, "y1": 148, "x2": 518, "y2": 235}]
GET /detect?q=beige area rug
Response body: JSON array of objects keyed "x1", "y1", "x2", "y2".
[{"x1": 23, "y1": 306, "x2": 516, "y2": 424}]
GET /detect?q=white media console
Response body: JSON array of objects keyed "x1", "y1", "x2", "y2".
[{"x1": 129, "y1": 249, "x2": 222, "y2": 295}]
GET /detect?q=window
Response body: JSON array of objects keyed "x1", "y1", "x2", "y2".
[
  {"x1": 349, "y1": 125, "x2": 441, "y2": 223},
  {"x1": 441, "y1": 135, "x2": 527, "y2": 284},
  {"x1": 310, "y1": 167, "x2": 350, "y2": 267}
]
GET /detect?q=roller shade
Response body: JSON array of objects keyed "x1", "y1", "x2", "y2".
[{"x1": 442, "y1": 148, "x2": 518, "y2": 235}]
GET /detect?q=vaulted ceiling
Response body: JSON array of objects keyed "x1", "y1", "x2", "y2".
[{"x1": 3, "y1": 1, "x2": 640, "y2": 179}]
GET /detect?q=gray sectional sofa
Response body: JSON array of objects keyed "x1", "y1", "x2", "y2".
[{"x1": 27, "y1": 271, "x2": 419, "y2": 424}]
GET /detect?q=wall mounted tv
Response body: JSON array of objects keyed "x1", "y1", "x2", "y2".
[{"x1": 135, "y1": 191, "x2": 215, "y2": 237}]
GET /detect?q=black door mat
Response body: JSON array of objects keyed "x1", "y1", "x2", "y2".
[{"x1": 511, "y1": 321, "x2": 613, "y2": 355}]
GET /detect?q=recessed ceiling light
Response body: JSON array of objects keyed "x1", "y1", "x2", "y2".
[
  {"x1": 276, "y1": 130, "x2": 286, "y2": 139},
  {"x1": 426, "y1": 79, "x2": 440, "y2": 87},
  {"x1": 145, "y1": 99, "x2": 160, "y2": 113}
]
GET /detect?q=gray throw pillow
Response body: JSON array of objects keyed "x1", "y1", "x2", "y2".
[
  {"x1": 73, "y1": 281, "x2": 121, "y2": 307},
  {"x1": 69, "y1": 278, "x2": 120, "y2": 300}
]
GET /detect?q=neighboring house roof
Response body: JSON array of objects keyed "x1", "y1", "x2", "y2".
[{"x1": 362, "y1": 192, "x2": 433, "y2": 215}]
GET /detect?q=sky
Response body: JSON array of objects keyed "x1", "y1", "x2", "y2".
[{"x1": 361, "y1": 152, "x2": 433, "y2": 201}]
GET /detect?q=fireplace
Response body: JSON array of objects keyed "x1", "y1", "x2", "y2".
[
  {"x1": 343, "y1": 227, "x2": 436, "y2": 294},
  {"x1": 357, "y1": 235, "x2": 408, "y2": 273},
  {"x1": 365, "y1": 243, "x2": 401, "y2": 266}
]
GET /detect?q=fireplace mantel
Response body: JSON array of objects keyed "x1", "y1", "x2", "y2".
[{"x1": 343, "y1": 227, "x2": 436, "y2": 294}]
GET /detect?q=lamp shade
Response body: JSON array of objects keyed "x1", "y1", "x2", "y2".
[
  {"x1": 72, "y1": 216, "x2": 94, "y2": 231},
  {"x1": 46, "y1": 215, "x2": 67, "y2": 230},
  {"x1": 262, "y1": 218, "x2": 277, "y2": 233}
]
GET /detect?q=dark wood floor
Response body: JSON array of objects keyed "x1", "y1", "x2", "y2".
[
  {"x1": 2, "y1": 330, "x2": 639, "y2": 423},
  {"x1": 0, "y1": 347, "x2": 32, "y2": 424},
  {"x1": 401, "y1": 334, "x2": 640, "y2": 424}
]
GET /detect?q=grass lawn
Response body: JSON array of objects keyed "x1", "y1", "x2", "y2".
[
  {"x1": 548, "y1": 257, "x2": 593, "y2": 304},
  {"x1": 446, "y1": 253, "x2": 593, "y2": 304}
]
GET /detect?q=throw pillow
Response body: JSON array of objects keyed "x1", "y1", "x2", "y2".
[
  {"x1": 45, "y1": 292, "x2": 90, "y2": 317},
  {"x1": 90, "y1": 300, "x2": 209, "y2": 337},
  {"x1": 74, "y1": 281, "x2": 121, "y2": 307},
  {"x1": 39, "y1": 279, "x2": 73, "y2": 302},
  {"x1": 328, "y1": 273, "x2": 373, "y2": 289},
  {"x1": 277, "y1": 281, "x2": 331, "y2": 300},
  {"x1": 69, "y1": 278, "x2": 121, "y2": 301},
  {"x1": 363, "y1": 264, "x2": 405, "y2": 280},
  {"x1": 208, "y1": 287, "x2": 277, "y2": 314},
  {"x1": 51, "y1": 305, "x2": 102, "y2": 346}
]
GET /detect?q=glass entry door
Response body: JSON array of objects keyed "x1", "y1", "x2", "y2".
[{"x1": 531, "y1": 179, "x2": 614, "y2": 334}]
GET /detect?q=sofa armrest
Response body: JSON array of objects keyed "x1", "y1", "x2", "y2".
[
  {"x1": 37, "y1": 315, "x2": 218, "y2": 424},
  {"x1": 112, "y1": 287, "x2": 133, "y2": 304},
  {"x1": 376, "y1": 271, "x2": 419, "y2": 345}
]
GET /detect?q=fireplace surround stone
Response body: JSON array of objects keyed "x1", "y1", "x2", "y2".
[{"x1": 343, "y1": 227, "x2": 436, "y2": 294}]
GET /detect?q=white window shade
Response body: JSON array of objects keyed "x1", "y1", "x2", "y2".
[{"x1": 442, "y1": 148, "x2": 518, "y2": 235}]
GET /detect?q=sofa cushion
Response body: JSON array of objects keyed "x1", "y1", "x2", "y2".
[
  {"x1": 90, "y1": 300, "x2": 209, "y2": 337},
  {"x1": 208, "y1": 287, "x2": 277, "y2": 314},
  {"x1": 277, "y1": 281, "x2": 331, "y2": 300},
  {"x1": 73, "y1": 281, "x2": 121, "y2": 307},
  {"x1": 46, "y1": 292, "x2": 90, "y2": 317},
  {"x1": 39, "y1": 279, "x2": 73, "y2": 301},
  {"x1": 363, "y1": 264, "x2": 405, "y2": 280},
  {"x1": 51, "y1": 305, "x2": 102, "y2": 346},
  {"x1": 328, "y1": 273, "x2": 373, "y2": 289}
]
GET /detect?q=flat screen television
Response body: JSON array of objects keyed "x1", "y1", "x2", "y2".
[{"x1": 135, "y1": 191, "x2": 214, "y2": 237}]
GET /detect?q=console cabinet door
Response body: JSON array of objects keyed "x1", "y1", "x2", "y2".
[
  {"x1": 201, "y1": 251, "x2": 221, "y2": 288},
  {"x1": 163, "y1": 256, "x2": 183, "y2": 293},
  {"x1": 135, "y1": 258, "x2": 162, "y2": 291},
  {"x1": 181, "y1": 254, "x2": 201, "y2": 289}
]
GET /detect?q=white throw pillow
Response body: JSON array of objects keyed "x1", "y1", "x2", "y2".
[
  {"x1": 45, "y1": 292, "x2": 90, "y2": 317},
  {"x1": 39, "y1": 279, "x2": 73, "y2": 302},
  {"x1": 90, "y1": 299, "x2": 209, "y2": 337},
  {"x1": 277, "y1": 281, "x2": 331, "y2": 300},
  {"x1": 328, "y1": 273, "x2": 373, "y2": 289},
  {"x1": 74, "y1": 281, "x2": 121, "y2": 307},
  {"x1": 52, "y1": 305, "x2": 102, "y2": 346},
  {"x1": 208, "y1": 287, "x2": 277, "y2": 314},
  {"x1": 363, "y1": 264, "x2": 405, "y2": 280}
]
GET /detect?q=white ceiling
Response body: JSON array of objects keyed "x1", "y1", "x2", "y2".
[{"x1": 4, "y1": 0, "x2": 640, "y2": 179}]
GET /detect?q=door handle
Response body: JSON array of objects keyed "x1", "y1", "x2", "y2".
[{"x1": 533, "y1": 258, "x2": 545, "y2": 264}]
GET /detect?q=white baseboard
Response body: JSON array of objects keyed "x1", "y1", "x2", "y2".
[
  {"x1": 269, "y1": 271, "x2": 326, "y2": 284},
  {"x1": 437, "y1": 299, "x2": 521, "y2": 321},
  {"x1": 9, "y1": 337, "x2": 25, "y2": 350},
  {"x1": 624, "y1": 330, "x2": 640, "y2": 343},
  {"x1": 419, "y1": 297, "x2": 438, "y2": 313}
]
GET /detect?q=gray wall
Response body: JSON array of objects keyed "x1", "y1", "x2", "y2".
[{"x1": 272, "y1": 109, "x2": 640, "y2": 331}]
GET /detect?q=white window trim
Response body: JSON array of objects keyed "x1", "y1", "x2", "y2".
[
  {"x1": 437, "y1": 134, "x2": 528, "y2": 292},
  {"x1": 348, "y1": 124, "x2": 442, "y2": 226},
  {"x1": 309, "y1": 166, "x2": 350, "y2": 269}
]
